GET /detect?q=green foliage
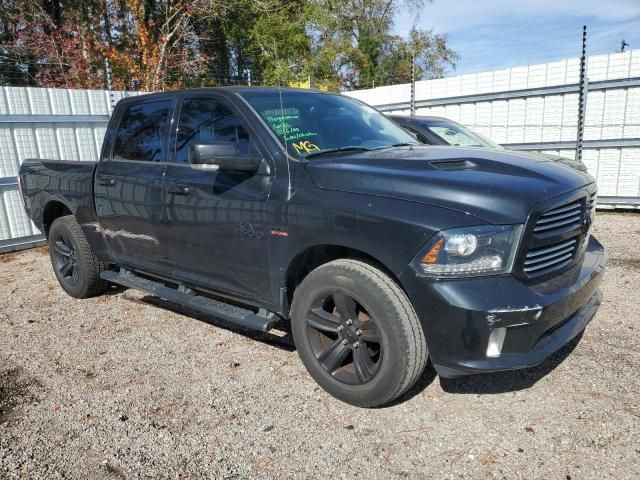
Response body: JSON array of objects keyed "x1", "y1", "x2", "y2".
[
  {"x1": 0, "y1": 0, "x2": 457, "y2": 91},
  {"x1": 246, "y1": 1, "x2": 312, "y2": 85}
]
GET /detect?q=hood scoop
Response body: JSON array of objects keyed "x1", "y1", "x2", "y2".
[{"x1": 429, "y1": 159, "x2": 476, "y2": 170}]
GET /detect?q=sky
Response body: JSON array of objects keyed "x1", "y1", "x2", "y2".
[{"x1": 394, "y1": 0, "x2": 640, "y2": 75}]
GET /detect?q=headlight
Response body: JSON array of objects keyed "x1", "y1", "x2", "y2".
[{"x1": 411, "y1": 225, "x2": 523, "y2": 278}]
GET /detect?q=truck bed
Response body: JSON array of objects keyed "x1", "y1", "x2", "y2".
[{"x1": 19, "y1": 159, "x2": 98, "y2": 234}]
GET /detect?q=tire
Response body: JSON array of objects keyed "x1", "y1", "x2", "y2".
[
  {"x1": 48, "y1": 215, "x2": 109, "y2": 298},
  {"x1": 290, "y1": 259, "x2": 428, "y2": 407}
]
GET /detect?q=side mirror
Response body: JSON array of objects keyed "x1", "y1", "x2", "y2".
[{"x1": 189, "y1": 143, "x2": 266, "y2": 174}]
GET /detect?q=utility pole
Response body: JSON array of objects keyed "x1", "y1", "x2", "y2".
[
  {"x1": 576, "y1": 25, "x2": 588, "y2": 163},
  {"x1": 410, "y1": 51, "x2": 416, "y2": 116}
]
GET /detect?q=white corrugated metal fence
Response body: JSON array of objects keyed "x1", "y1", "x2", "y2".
[
  {"x1": 0, "y1": 87, "x2": 141, "y2": 251},
  {"x1": 345, "y1": 49, "x2": 640, "y2": 206},
  {"x1": 1, "y1": 50, "x2": 639, "y2": 251}
]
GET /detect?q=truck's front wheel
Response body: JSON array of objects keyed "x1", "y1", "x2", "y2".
[
  {"x1": 290, "y1": 259, "x2": 428, "y2": 407},
  {"x1": 48, "y1": 215, "x2": 109, "y2": 298}
]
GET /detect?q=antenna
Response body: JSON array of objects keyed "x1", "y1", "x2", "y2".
[
  {"x1": 410, "y1": 50, "x2": 416, "y2": 117},
  {"x1": 576, "y1": 25, "x2": 588, "y2": 163},
  {"x1": 273, "y1": 40, "x2": 293, "y2": 198}
]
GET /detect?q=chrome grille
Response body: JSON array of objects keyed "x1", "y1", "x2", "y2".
[
  {"x1": 533, "y1": 200, "x2": 583, "y2": 234},
  {"x1": 523, "y1": 238, "x2": 578, "y2": 274}
]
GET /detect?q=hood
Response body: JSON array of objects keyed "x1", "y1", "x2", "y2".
[
  {"x1": 305, "y1": 145, "x2": 594, "y2": 224},
  {"x1": 509, "y1": 150, "x2": 589, "y2": 173}
]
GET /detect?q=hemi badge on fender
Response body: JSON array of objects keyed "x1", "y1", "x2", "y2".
[{"x1": 271, "y1": 228, "x2": 289, "y2": 237}]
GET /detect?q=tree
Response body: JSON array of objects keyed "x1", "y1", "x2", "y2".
[
  {"x1": 104, "y1": 0, "x2": 228, "y2": 91},
  {"x1": 310, "y1": 0, "x2": 457, "y2": 89},
  {"x1": 0, "y1": 0, "x2": 103, "y2": 88},
  {"x1": 0, "y1": 0, "x2": 457, "y2": 91},
  {"x1": 378, "y1": 27, "x2": 458, "y2": 85}
]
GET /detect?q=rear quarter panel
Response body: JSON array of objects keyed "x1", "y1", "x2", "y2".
[
  {"x1": 19, "y1": 159, "x2": 110, "y2": 259},
  {"x1": 20, "y1": 159, "x2": 97, "y2": 228}
]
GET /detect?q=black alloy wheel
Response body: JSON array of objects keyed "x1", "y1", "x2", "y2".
[
  {"x1": 51, "y1": 233, "x2": 80, "y2": 287},
  {"x1": 277, "y1": 259, "x2": 429, "y2": 406},
  {"x1": 305, "y1": 290, "x2": 383, "y2": 385},
  {"x1": 47, "y1": 215, "x2": 109, "y2": 298}
]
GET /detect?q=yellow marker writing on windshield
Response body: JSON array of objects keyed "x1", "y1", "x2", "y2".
[{"x1": 292, "y1": 140, "x2": 320, "y2": 154}]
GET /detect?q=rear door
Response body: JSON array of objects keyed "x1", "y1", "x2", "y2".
[
  {"x1": 94, "y1": 97, "x2": 175, "y2": 270},
  {"x1": 163, "y1": 94, "x2": 274, "y2": 302}
]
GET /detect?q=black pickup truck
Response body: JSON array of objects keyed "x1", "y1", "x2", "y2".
[{"x1": 19, "y1": 88, "x2": 606, "y2": 407}]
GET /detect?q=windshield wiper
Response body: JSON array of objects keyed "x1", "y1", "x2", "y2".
[
  {"x1": 371, "y1": 142, "x2": 417, "y2": 151},
  {"x1": 305, "y1": 146, "x2": 372, "y2": 159}
]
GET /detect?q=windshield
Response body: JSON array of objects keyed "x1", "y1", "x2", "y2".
[
  {"x1": 239, "y1": 90, "x2": 417, "y2": 159},
  {"x1": 421, "y1": 120, "x2": 503, "y2": 150}
]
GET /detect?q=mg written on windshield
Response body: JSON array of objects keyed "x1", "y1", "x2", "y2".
[{"x1": 239, "y1": 90, "x2": 416, "y2": 159}]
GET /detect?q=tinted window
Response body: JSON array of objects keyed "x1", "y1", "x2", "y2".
[
  {"x1": 113, "y1": 100, "x2": 171, "y2": 162},
  {"x1": 175, "y1": 98, "x2": 250, "y2": 164},
  {"x1": 240, "y1": 91, "x2": 416, "y2": 159}
]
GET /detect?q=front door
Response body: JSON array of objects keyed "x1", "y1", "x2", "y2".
[
  {"x1": 163, "y1": 95, "x2": 274, "y2": 303},
  {"x1": 94, "y1": 98, "x2": 175, "y2": 270}
]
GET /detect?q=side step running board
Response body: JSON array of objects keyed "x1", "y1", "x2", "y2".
[{"x1": 101, "y1": 270, "x2": 278, "y2": 333}]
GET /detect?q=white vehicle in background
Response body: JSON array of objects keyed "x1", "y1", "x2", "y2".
[{"x1": 389, "y1": 115, "x2": 588, "y2": 172}]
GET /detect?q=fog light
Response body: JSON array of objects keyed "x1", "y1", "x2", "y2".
[{"x1": 486, "y1": 327, "x2": 507, "y2": 357}]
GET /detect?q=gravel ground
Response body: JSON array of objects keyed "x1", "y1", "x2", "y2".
[{"x1": 1, "y1": 212, "x2": 639, "y2": 479}]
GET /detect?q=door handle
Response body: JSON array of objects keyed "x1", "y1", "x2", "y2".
[
  {"x1": 97, "y1": 177, "x2": 116, "y2": 187},
  {"x1": 167, "y1": 184, "x2": 191, "y2": 195}
]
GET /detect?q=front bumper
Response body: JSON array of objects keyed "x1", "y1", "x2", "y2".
[{"x1": 400, "y1": 235, "x2": 607, "y2": 378}]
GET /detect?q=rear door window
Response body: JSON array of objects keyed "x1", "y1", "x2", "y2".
[{"x1": 113, "y1": 100, "x2": 172, "y2": 162}]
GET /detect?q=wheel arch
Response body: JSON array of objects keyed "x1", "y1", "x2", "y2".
[
  {"x1": 284, "y1": 243, "x2": 404, "y2": 312},
  {"x1": 39, "y1": 197, "x2": 111, "y2": 263},
  {"x1": 42, "y1": 200, "x2": 73, "y2": 238}
]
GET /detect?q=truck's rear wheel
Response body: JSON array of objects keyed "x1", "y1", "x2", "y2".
[
  {"x1": 48, "y1": 215, "x2": 108, "y2": 298},
  {"x1": 290, "y1": 259, "x2": 428, "y2": 407}
]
